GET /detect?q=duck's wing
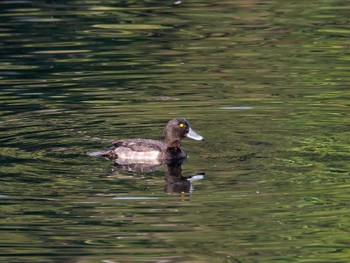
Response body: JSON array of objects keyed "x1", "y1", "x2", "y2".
[{"x1": 111, "y1": 139, "x2": 165, "y2": 152}]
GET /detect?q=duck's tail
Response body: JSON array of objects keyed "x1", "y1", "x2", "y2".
[
  {"x1": 88, "y1": 150, "x2": 107, "y2": 157},
  {"x1": 88, "y1": 150, "x2": 117, "y2": 159}
]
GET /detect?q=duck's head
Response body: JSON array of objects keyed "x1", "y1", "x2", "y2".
[{"x1": 164, "y1": 118, "x2": 204, "y2": 147}]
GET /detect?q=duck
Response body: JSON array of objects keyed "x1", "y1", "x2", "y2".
[{"x1": 90, "y1": 118, "x2": 204, "y2": 163}]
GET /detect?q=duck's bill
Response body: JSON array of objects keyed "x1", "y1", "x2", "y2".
[{"x1": 186, "y1": 127, "x2": 204, "y2": 141}]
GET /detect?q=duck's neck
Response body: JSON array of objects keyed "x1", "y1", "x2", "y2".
[{"x1": 165, "y1": 139, "x2": 181, "y2": 149}]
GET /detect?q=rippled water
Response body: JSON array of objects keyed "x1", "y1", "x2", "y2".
[{"x1": 1, "y1": 1, "x2": 350, "y2": 262}]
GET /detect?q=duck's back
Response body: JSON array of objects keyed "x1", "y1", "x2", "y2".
[{"x1": 111, "y1": 139, "x2": 167, "y2": 160}]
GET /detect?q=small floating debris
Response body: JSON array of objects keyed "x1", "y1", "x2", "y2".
[
  {"x1": 113, "y1": 196, "x2": 159, "y2": 200},
  {"x1": 220, "y1": 106, "x2": 253, "y2": 110}
]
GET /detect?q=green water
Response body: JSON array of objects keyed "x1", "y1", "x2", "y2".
[{"x1": 1, "y1": 0, "x2": 350, "y2": 262}]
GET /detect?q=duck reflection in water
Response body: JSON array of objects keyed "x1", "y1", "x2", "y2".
[
  {"x1": 112, "y1": 158, "x2": 204, "y2": 194},
  {"x1": 163, "y1": 159, "x2": 204, "y2": 194}
]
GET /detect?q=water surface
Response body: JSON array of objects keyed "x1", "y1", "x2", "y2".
[{"x1": 1, "y1": 0, "x2": 350, "y2": 262}]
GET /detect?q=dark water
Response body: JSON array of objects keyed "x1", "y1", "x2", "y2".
[{"x1": 1, "y1": 0, "x2": 350, "y2": 262}]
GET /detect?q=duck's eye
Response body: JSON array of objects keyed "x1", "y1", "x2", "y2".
[{"x1": 179, "y1": 123, "x2": 185, "y2": 128}]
